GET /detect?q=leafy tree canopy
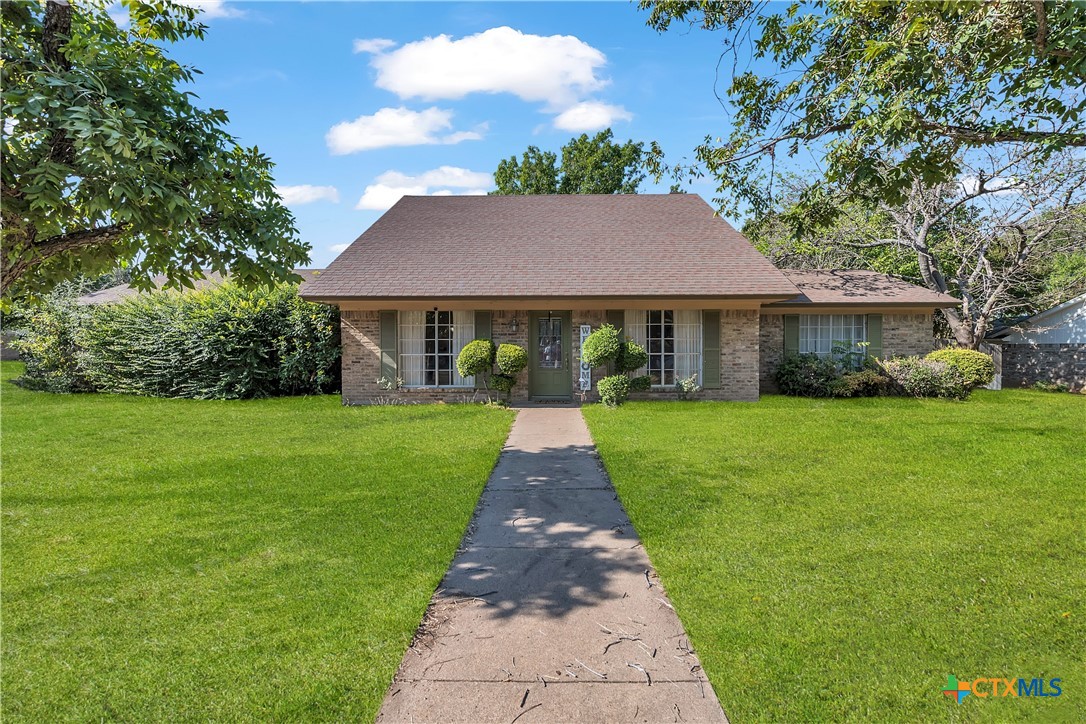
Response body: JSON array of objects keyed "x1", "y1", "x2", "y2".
[
  {"x1": 492, "y1": 129, "x2": 647, "y2": 195},
  {"x1": 640, "y1": 0, "x2": 1086, "y2": 218},
  {"x1": 1, "y1": 0, "x2": 308, "y2": 301}
]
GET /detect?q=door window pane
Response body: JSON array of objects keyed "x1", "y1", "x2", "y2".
[{"x1": 538, "y1": 318, "x2": 563, "y2": 369}]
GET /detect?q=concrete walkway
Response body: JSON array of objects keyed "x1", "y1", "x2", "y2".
[{"x1": 377, "y1": 407, "x2": 727, "y2": 724}]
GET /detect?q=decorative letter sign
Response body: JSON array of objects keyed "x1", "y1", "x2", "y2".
[{"x1": 579, "y1": 325, "x2": 592, "y2": 391}]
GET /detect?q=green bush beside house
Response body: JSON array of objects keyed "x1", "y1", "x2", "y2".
[{"x1": 13, "y1": 282, "x2": 340, "y2": 399}]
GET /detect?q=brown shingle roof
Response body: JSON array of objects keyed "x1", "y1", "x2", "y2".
[
  {"x1": 768, "y1": 269, "x2": 959, "y2": 307},
  {"x1": 300, "y1": 194, "x2": 799, "y2": 300},
  {"x1": 77, "y1": 269, "x2": 324, "y2": 305}
]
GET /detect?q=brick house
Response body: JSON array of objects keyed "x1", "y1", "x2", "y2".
[{"x1": 300, "y1": 194, "x2": 958, "y2": 404}]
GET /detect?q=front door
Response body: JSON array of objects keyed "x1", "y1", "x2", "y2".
[{"x1": 528, "y1": 311, "x2": 572, "y2": 400}]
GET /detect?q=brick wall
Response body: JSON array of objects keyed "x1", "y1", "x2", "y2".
[
  {"x1": 883, "y1": 313, "x2": 936, "y2": 357},
  {"x1": 340, "y1": 307, "x2": 764, "y2": 404},
  {"x1": 758, "y1": 312, "x2": 936, "y2": 393},
  {"x1": 759, "y1": 314, "x2": 785, "y2": 393},
  {"x1": 719, "y1": 309, "x2": 760, "y2": 401},
  {"x1": 1002, "y1": 343, "x2": 1085, "y2": 392}
]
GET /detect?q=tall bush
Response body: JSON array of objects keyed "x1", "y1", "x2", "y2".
[
  {"x1": 11, "y1": 282, "x2": 95, "y2": 392},
  {"x1": 15, "y1": 282, "x2": 340, "y2": 399}
]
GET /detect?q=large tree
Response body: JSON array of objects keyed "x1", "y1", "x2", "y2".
[
  {"x1": 748, "y1": 149, "x2": 1086, "y2": 348},
  {"x1": 492, "y1": 129, "x2": 647, "y2": 195},
  {"x1": 639, "y1": 0, "x2": 1086, "y2": 218},
  {"x1": 1, "y1": 0, "x2": 308, "y2": 300}
]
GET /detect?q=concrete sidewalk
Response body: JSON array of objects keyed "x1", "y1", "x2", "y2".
[{"x1": 377, "y1": 407, "x2": 727, "y2": 723}]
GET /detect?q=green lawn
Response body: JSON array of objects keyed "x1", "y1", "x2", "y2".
[
  {"x1": 584, "y1": 392, "x2": 1084, "y2": 723},
  {"x1": 1, "y1": 362, "x2": 514, "y2": 722}
]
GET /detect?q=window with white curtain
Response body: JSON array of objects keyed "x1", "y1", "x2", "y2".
[
  {"x1": 799, "y1": 314, "x2": 867, "y2": 357},
  {"x1": 399, "y1": 310, "x2": 475, "y2": 387},
  {"x1": 624, "y1": 310, "x2": 702, "y2": 387}
]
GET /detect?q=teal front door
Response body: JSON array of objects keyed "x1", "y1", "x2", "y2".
[{"x1": 528, "y1": 311, "x2": 572, "y2": 399}]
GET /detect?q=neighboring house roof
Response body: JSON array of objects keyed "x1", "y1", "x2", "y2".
[
  {"x1": 987, "y1": 293, "x2": 1086, "y2": 343},
  {"x1": 765, "y1": 269, "x2": 960, "y2": 308},
  {"x1": 300, "y1": 194, "x2": 801, "y2": 301},
  {"x1": 77, "y1": 269, "x2": 324, "y2": 305}
]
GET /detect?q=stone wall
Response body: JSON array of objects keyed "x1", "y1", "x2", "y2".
[{"x1": 1001, "y1": 343, "x2": 1085, "y2": 392}]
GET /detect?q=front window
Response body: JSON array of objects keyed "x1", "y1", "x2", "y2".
[
  {"x1": 799, "y1": 314, "x2": 867, "y2": 362},
  {"x1": 625, "y1": 310, "x2": 702, "y2": 387},
  {"x1": 399, "y1": 310, "x2": 474, "y2": 387}
]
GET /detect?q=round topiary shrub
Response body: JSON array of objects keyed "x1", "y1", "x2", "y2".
[
  {"x1": 925, "y1": 347, "x2": 995, "y2": 388},
  {"x1": 616, "y1": 340, "x2": 648, "y2": 373},
  {"x1": 456, "y1": 339, "x2": 496, "y2": 379},
  {"x1": 630, "y1": 374, "x2": 653, "y2": 392},
  {"x1": 490, "y1": 373, "x2": 515, "y2": 392},
  {"x1": 597, "y1": 374, "x2": 631, "y2": 407},
  {"x1": 496, "y1": 343, "x2": 528, "y2": 376},
  {"x1": 581, "y1": 324, "x2": 621, "y2": 368}
]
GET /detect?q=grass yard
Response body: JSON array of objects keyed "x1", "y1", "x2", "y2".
[
  {"x1": 584, "y1": 392, "x2": 1084, "y2": 722},
  {"x1": 0, "y1": 362, "x2": 514, "y2": 722}
]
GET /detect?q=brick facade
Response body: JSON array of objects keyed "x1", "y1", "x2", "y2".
[
  {"x1": 342, "y1": 309, "x2": 940, "y2": 404},
  {"x1": 339, "y1": 307, "x2": 763, "y2": 405},
  {"x1": 758, "y1": 312, "x2": 937, "y2": 393},
  {"x1": 882, "y1": 313, "x2": 937, "y2": 358},
  {"x1": 1001, "y1": 343, "x2": 1086, "y2": 392}
]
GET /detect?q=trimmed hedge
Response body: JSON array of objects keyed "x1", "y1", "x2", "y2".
[
  {"x1": 15, "y1": 282, "x2": 340, "y2": 399},
  {"x1": 925, "y1": 347, "x2": 995, "y2": 388}
]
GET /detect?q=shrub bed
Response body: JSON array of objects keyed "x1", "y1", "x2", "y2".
[{"x1": 776, "y1": 352, "x2": 973, "y2": 400}]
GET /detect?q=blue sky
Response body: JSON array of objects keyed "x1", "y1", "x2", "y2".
[{"x1": 164, "y1": 1, "x2": 749, "y2": 267}]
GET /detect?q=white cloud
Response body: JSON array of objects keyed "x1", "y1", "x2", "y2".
[
  {"x1": 377, "y1": 166, "x2": 493, "y2": 189},
  {"x1": 960, "y1": 175, "x2": 1020, "y2": 197},
  {"x1": 329, "y1": 243, "x2": 351, "y2": 253},
  {"x1": 353, "y1": 38, "x2": 397, "y2": 54},
  {"x1": 430, "y1": 189, "x2": 488, "y2": 197},
  {"x1": 370, "y1": 26, "x2": 608, "y2": 109},
  {"x1": 355, "y1": 183, "x2": 428, "y2": 210},
  {"x1": 553, "y1": 101, "x2": 633, "y2": 131},
  {"x1": 355, "y1": 167, "x2": 494, "y2": 210},
  {"x1": 326, "y1": 107, "x2": 483, "y2": 154},
  {"x1": 173, "y1": 0, "x2": 245, "y2": 19},
  {"x1": 275, "y1": 184, "x2": 340, "y2": 206}
]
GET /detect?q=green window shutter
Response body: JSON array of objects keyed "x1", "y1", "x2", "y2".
[
  {"x1": 474, "y1": 310, "x2": 492, "y2": 340},
  {"x1": 702, "y1": 310, "x2": 721, "y2": 389},
  {"x1": 379, "y1": 311, "x2": 397, "y2": 381},
  {"x1": 606, "y1": 310, "x2": 624, "y2": 334},
  {"x1": 866, "y1": 314, "x2": 883, "y2": 360},
  {"x1": 784, "y1": 315, "x2": 800, "y2": 357}
]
